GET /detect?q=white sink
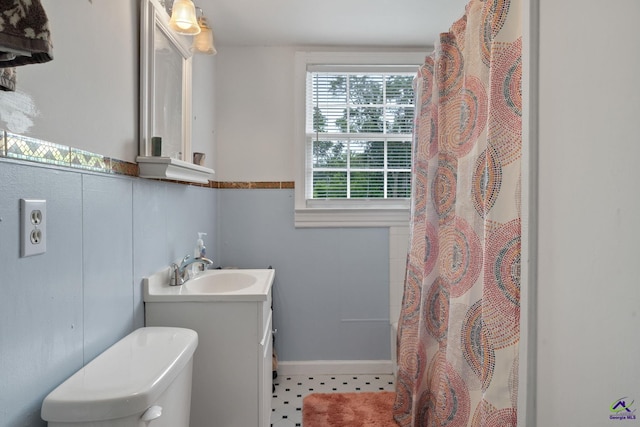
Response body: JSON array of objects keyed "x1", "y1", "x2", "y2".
[
  {"x1": 186, "y1": 271, "x2": 257, "y2": 293},
  {"x1": 143, "y1": 268, "x2": 275, "y2": 302}
]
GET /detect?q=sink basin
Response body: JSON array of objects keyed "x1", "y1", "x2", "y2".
[
  {"x1": 143, "y1": 268, "x2": 275, "y2": 302},
  {"x1": 186, "y1": 271, "x2": 257, "y2": 293}
]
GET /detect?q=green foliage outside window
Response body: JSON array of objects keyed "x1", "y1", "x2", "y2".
[{"x1": 310, "y1": 72, "x2": 414, "y2": 199}]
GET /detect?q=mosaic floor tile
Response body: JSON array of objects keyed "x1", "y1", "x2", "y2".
[{"x1": 270, "y1": 373, "x2": 395, "y2": 426}]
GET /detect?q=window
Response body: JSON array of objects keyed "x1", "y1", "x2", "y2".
[
  {"x1": 294, "y1": 52, "x2": 425, "y2": 227},
  {"x1": 308, "y1": 71, "x2": 414, "y2": 200}
]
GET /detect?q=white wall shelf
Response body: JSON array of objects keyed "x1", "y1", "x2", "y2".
[{"x1": 136, "y1": 156, "x2": 214, "y2": 184}]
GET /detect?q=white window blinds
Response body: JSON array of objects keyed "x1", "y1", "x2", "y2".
[{"x1": 305, "y1": 68, "x2": 415, "y2": 200}]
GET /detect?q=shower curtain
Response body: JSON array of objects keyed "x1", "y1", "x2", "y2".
[{"x1": 394, "y1": 0, "x2": 522, "y2": 426}]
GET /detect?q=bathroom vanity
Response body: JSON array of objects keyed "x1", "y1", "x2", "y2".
[{"x1": 144, "y1": 268, "x2": 275, "y2": 427}]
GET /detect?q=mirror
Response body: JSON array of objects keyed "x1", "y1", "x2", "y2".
[{"x1": 139, "y1": 0, "x2": 192, "y2": 161}]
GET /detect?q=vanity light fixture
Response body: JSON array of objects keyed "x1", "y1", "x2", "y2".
[
  {"x1": 193, "y1": 13, "x2": 216, "y2": 55},
  {"x1": 169, "y1": 0, "x2": 200, "y2": 35}
]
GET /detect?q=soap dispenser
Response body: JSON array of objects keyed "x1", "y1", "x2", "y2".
[
  {"x1": 192, "y1": 232, "x2": 207, "y2": 275},
  {"x1": 195, "y1": 232, "x2": 207, "y2": 258}
]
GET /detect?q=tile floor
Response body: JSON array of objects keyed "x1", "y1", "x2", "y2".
[{"x1": 270, "y1": 373, "x2": 396, "y2": 426}]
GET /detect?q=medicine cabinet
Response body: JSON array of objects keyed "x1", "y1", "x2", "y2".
[{"x1": 138, "y1": 0, "x2": 213, "y2": 183}]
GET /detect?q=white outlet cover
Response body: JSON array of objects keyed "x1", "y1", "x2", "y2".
[{"x1": 20, "y1": 199, "x2": 47, "y2": 257}]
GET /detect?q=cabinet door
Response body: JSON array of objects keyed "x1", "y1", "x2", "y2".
[{"x1": 259, "y1": 312, "x2": 273, "y2": 427}]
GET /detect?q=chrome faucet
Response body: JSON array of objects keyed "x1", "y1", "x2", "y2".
[{"x1": 170, "y1": 255, "x2": 214, "y2": 286}]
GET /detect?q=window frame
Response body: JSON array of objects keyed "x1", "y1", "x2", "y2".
[{"x1": 294, "y1": 51, "x2": 425, "y2": 228}]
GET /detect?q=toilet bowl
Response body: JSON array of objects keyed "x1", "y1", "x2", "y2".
[{"x1": 41, "y1": 327, "x2": 198, "y2": 427}]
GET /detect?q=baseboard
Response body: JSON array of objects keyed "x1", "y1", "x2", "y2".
[{"x1": 277, "y1": 360, "x2": 394, "y2": 376}]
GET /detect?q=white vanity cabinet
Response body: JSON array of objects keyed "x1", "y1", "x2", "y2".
[{"x1": 145, "y1": 288, "x2": 273, "y2": 427}]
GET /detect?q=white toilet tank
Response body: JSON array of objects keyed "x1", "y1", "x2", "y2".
[{"x1": 41, "y1": 327, "x2": 198, "y2": 427}]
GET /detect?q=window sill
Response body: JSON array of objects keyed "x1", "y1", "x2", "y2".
[{"x1": 294, "y1": 207, "x2": 410, "y2": 228}]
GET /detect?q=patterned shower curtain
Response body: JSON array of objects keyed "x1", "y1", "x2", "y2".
[{"x1": 393, "y1": 0, "x2": 522, "y2": 426}]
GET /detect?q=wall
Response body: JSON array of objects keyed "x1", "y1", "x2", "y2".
[
  {"x1": 8, "y1": 2, "x2": 635, "y2": 425},
  {"x1": 0, "y1": 1, "x2": 138, "y2": 162},
  {"x1": 213, "y1": 45, "x2": 426, "y2": 181},
  {"x1": 213, "y1": 46, "x2": 295, "y2": 181},
  {"x1": 0, "y1": 1, "x2": 218, "y2": 426},
  {"x1": 536, "y1": 0, "x2": 640, "y2": 425},
  {"x1": 0, "y1": 7, "x2": 396, "y2": 427},
  {"x1": 0, "y1": 0, "x2": 217, "y2": 165},
  {"x1": 191, "y1": 53, "x2": 217, "y2": 171},
  {"x1": 0, "y1": 161, "x2": 217, "y2": 426},
  {"x1": 213, "y1": 46, "x2": 404, "y2": 363},
  {"x1": 218, "y1": 189, "x2": 390, "y2": 362}
]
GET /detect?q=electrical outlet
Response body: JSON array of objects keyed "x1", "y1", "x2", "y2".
[{"x1": 20, "y1": 199, "x2": 47, "y2": 257}]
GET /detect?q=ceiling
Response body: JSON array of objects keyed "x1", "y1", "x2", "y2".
[{"x1": 196, "y1": 0, "x2": 470, "y2": 48}]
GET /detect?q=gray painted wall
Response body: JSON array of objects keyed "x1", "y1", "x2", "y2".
[
  {"x1": 535, "y1": 1, "x2": 640, "y2": 425},
  {"x1": 217, "y1": 189, "x2": 390, "y2": 361},
  {"x1": 0, "y1": 161, "x2": 217, "y2": 426},
  {"x1": 0, "y1": 167, "x2": 390, "y2": 426},
  {"x1": 0, "y1": 1, "x2": 393, "y2": 425}
]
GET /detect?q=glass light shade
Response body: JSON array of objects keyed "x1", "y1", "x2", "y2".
[
  {"x1": 193, "y1": 17, "x2": 216, "y2": 55},
  {"x1": 169, "y1": 0, "x2": 201, "y2": 35}
]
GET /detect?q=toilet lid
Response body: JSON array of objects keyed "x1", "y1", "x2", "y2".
[{"x1": 41, "y1": 327, "x2": 198, "y2": 422}]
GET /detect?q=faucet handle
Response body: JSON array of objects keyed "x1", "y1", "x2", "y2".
[{"x1": 170, "y1": 263, "x2": 185, "y2": 286}]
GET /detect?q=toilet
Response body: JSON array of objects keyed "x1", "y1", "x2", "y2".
[{"x1": 41, "y1": 327, "x2": 198, "y2": 427}]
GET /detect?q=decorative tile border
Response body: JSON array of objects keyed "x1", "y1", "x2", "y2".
[
  {"x1": 110, "y1": 158, "x2": 139, "y2": 177},
  {"x1": 0, "y1": 130, "x2": 295, "y2": 189},
  {"x1": 163, "y1": 180, "x2": 294, "y2": 189},
  {"x1": 1, "y1": 130, "x2": 138, "y2": 177},
  {"x1": 70, "y1": 147, "x2": 109, "y2": 172},
  {"x1": 6, "y1": 132, "x2": 71, "y2": 167},
  {"x1": 217, "y1": 181, "x2": 295, "y2": 189}
]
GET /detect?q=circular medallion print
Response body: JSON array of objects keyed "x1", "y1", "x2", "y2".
[
  {"x1": 443, "y1": 75, "x2": 488, "y2": 158},
  {"x1": 440, "y1": 216, "x2": 482, "y2": 298},
  {"x1": 437, "y1": 33, "x2": 463, "y2": 104},
  {"x1": 393, "y1": 371, "x2": 412, "y2": 424},
  {"x1": 417, "y1": 57, "x2": 435, "y2": 105},
  {"x1": 490, "y1": 37, "x2": 522, "y2": 139},
  {"x1": 397, "y1": 324, "x2": 426, "y2": 382},
  {"x1": 472, "y1": 401, "x2": 517, "y2": 427},
  {"x1": 480, "y1": 0, "x2": 511, "y2": 65},
  {"x1": 458, "y1": 75, "x2": 489, "y2": 155},
  {"x1": 412, "y1": 165, "x2": 429, "y2": 220},
  {"x1": 423, "y1": 221, "x2": 439, "y2": 277},
  {"x1": 472, "y1": 146, "x2": 503, "y2": 218},
  {"x1": 432, "y1": 153, "x2": 457, "y2": 223},
  {"x1": 401, "y1": 264, "x2": 423, "y2": 324},
  {"x1": 424, "y1": 352, "x2": 471, "y2": 427},
  {"x1": 461, "y1": 301, "x2": 495, "y2": 391},
  {"x1": 483, "y1": 219, "x2": 521, "y2": 349},
  {"x1": 424, "y1": 277, "x2": 450, "y2": 342},
  {"x1": 488, "y1": 38, "x2": 522, "y2": 167}
]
